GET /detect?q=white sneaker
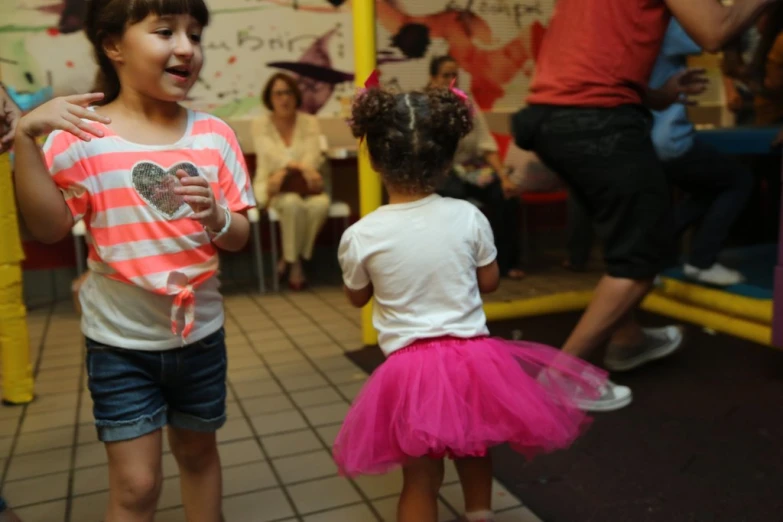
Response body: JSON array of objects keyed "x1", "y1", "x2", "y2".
[
  {"x1": 537, "y1": 370, "x2": 632, "y2": 412},
  {"x1": 683, "y1": 263, "x2": 744, "y2": 286},
  {"x1": 573, "y1": 380, "x2": 632, "y2": 412},
  {"x1": 604, "y1": 325, "x2": 684, "y2": 372}
]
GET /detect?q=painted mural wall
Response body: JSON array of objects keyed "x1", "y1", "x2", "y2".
[
  {"x1": 0, "y1": 0, "x2": 356, "y2": 118},
  {"x1": 0, "y1": 0, "x2": 552, "y2": 117},
  {"x1": 375, "y1": 0, "x2": 552, "y2": 112}
]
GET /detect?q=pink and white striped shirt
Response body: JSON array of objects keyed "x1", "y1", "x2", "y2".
[{"x1": 44, "y1": 109, "x2": 254, "y2": 342}]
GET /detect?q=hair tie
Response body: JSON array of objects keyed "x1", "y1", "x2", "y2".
[
  {"x1": 449, "y1": 78, "x2": 474, "y2": 115},
  {"x1": 357, "y1": 69, "x2": 381, "y2": 97}
]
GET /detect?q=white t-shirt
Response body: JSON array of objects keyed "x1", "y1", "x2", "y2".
[{"x1": 339, "y1": 194, "x2": 497, "y2": 355}]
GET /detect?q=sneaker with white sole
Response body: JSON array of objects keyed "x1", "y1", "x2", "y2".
[
  {"x1": 574, "y1": 380, "x2": 633, "y2": 412},
  {"x1": 683, "y1": 263, "x2": 744, "y2": 286},
  {"x1": 537, "y1": 368, "x2": 632, "y2": 412},
  {"x1": 604, "y1": 325, "x2": 684, "y2": 372}
]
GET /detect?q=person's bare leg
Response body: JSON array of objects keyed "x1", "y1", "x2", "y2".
[
  {"x1": 104, "y1": 430, "x2": 163, "y2": 522},
  {"x1": 608, "y1": 311, "x2": 644, "y2": 347},
  {"x1": 168, "y1": 427, "x2": 223, "y2": 522},
  {"x1": 276, "y1": 258, "x2": 288, "y2": 278},
  {"x1": 398, "y1": 457, "x2": 445, "y2": 522},
  {"x1": 455, "y1": 456, "x2": 493, "y2": 518},
  {"x1": 562, "y1": 275, "x2": 652, "y2": 359},
  {"x1": 289, "y1": 259, "x2": 305, "y2": 287}
]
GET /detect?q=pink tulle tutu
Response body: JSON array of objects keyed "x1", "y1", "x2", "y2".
[{"x1": 333, "y1": 336, "x2": 607, "y2": 477}]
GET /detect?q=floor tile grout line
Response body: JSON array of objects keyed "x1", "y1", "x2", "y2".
[
  {"x1": 236, "y1": 294, "x2": 385, "y2": 521},
  {"x1": 157, "y1": 499, "x2": 365, "y2": 521},
  {"x1": 225, "y1": 301, "x2": 306, "y2": 522},
  {"x1": 308, "y1": 290, "x2": 363, "y2": 328},
  {"x1": 22, "y1": 449, "x2": 273, "y2": 490},
  {"x1": 0, "y1": 303, "x2": 55, "y2": 487},
  {"x1": 246, "y1": 297, "x2": 357, "y2": 406},
  {"x1": 12, "y1": 475, "x2": 523, "y2": 517},
  {"x1": 62, "y1": 339, "x2": 86, "y2": 522},
  {"x1": 282, "y1": 295, "x2": 362, "y2": 344}
]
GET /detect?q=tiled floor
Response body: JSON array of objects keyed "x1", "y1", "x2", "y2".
[{"x1": 0, "y1": 287, "x2": 542, "y2": 522}]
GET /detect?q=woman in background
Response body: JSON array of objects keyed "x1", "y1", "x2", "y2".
[
  {"x1": 427, "y1": 55, "x2": 525, "y2": 280},
  {"x1": 252, "y1": 73, "x2": 331, "y2": 290}
]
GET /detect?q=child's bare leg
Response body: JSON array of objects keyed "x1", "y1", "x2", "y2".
[
  {"x1": 398, "y1": 457, "x2": 445, "y2": 522},
  {"x1": 168, "y1": 427, "x2": 223, "y2": 522},
  {"x1": 104, "y1": 430, "x2": 163, "y2": 522},
  {"x1": 455, "y1": 455, "x2": 493, "y2": 519}
]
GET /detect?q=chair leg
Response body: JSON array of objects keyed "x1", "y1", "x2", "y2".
[
  {"x1": 270, "y1": 219, "x2": 280, "y2": 293},
  {"x1": 250, "y1": 220, "x2": 266, "y2": 293}
]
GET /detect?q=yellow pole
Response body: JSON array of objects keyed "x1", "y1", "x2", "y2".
[
  {"x1": 353, "y1": 0, "x2": 381, "y2": 346},
  {"x1": 0, "y1": 152, "x2": 34, "y2": 404}
]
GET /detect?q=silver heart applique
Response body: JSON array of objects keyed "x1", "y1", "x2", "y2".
[{"x1": 131, "y1": 161, "x2": 200, "y2": 217}]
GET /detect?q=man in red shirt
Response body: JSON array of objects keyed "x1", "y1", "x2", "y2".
[{"x1": 514, "y1": 0, "x2": 777, "y2": 412}]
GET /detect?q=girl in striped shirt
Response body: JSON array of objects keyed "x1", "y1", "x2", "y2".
[{"x1": 13, "y1": 1, "x2": 254, "y2": 520}]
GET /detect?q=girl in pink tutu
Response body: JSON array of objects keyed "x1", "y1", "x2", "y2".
[{"x1": 333, "y1": 82, "x2": 609, "y2": 522}]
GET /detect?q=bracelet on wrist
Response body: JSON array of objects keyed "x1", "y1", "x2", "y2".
[{"x1": 206, "y1": 205, "x2": 231, "y2": 241}]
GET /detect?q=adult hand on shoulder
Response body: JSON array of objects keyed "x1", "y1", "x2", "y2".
[
  {"x1": 0, "y1": 87, "x2": 23, "y2": 153},
  {"x1": 15, "y1": 93, "x2": 110, "y2": 142},
  {"x1": 174, "y1": 170, "x2": 225, "y2": 232}
]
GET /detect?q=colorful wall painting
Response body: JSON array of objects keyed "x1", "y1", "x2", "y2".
[
  {"x1": 1, "y1": 0, "x2": 554, "y2": 118},
  {"x1": 374, "y1": 0, "x2": 551, "y2": 112},
  {"x1": 0, "y1": 0, "x2": 356, "y2": 118}
]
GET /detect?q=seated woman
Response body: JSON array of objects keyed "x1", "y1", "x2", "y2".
[
  {"x1": 427, "y1": 55, "x2": 524, "y2": 279},
  {"x1": 252, "y1": 73, "x2": 331, "y2": 290}
]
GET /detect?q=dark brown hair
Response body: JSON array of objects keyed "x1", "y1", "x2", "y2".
[
  {"x1": 84, "y1": 0, "x2": 210, "y2": 105},
  {"x1": 261, "y1": 73, "x2": 303, "y2": 111},
  {"x1": 349, "y1": 88, "x2": 473, "y2": 193},
  {"x1": 429, "y1": 55, "x2": 456, "y2": 78}
]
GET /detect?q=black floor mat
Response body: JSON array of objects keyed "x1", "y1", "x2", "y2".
[{"x1": 346, "y1": 311, "x2": 783, "y2": 522}]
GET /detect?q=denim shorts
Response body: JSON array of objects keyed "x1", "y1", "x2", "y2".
[{"x1": 86, "y1": 328, "x2": 227, "y2": 442}]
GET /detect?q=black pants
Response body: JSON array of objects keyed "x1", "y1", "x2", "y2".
[
  {"x1": 565, "y1": 139, "x2": 754, "y2": 269},
  {"x1": 514, "y1": 104, "x2": 672, "y2": 280},
  {"x1": 665, "y1": 139, "x2": 754, "y2": 268},
  {"x1": 566, "y1": 193, "x2": 595, "y2": 270},
  {"x1": 437, "y1": 174, "x2": 521, "y2": 274}
]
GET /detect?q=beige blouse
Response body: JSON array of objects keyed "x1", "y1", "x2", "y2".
[
  {"x1": 251, "y1": 112, "x2": 326, "y2": 206},
  {"x1": 454, "y1": 107, "x2": 498, "y2": 166}
]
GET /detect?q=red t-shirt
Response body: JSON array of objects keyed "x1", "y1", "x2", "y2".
[{"x1": 528, "y1": 0, "x2": 670, "y2": 107}]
